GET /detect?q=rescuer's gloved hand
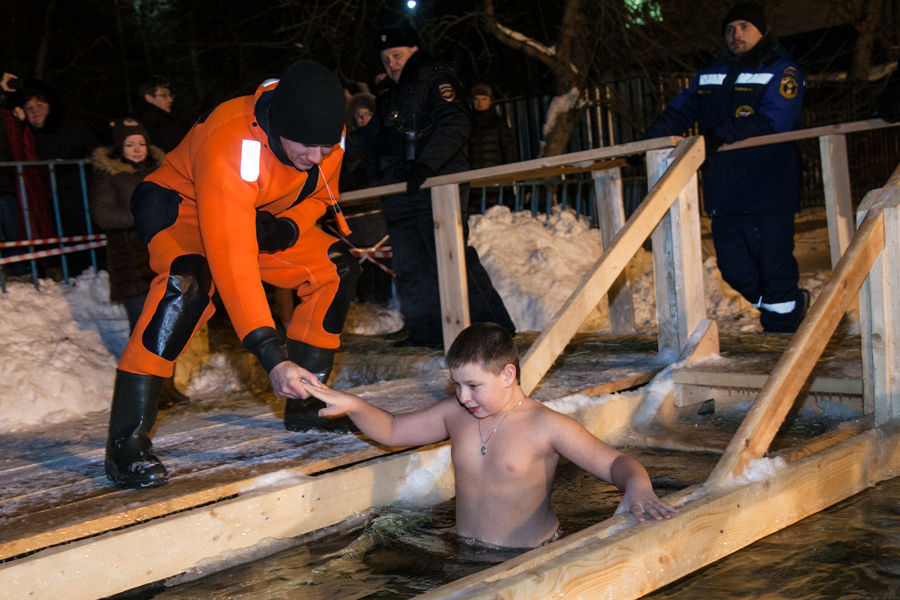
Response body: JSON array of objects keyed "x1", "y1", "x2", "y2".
[
  {"x1": 406, "y1": 163, "x2": 433, "y2": 197},
  {"x1": 255, "y1": 210, "x2": 299, "y2": 253}
]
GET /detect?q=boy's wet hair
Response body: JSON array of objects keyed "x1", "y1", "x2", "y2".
[{"x1": 446, "y1": 323, "x2": 519, "y2": 382}]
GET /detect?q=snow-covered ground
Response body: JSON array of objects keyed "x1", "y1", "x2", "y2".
[{"x1": 0, "y1": 205, "x2": 833, "y2": 433}]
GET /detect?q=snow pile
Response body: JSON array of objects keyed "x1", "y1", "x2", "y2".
[
  {"x1": 719, "y1": 456, "x2": 789, "y2": 490},
  {"x1": 0, "y1": 271, "x2": 118, "y2": 431},
  {"x1": 469, "y1": 205, "x2": 607, "y2": 331}
]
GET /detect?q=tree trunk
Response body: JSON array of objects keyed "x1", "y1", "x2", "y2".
[{"x1": 850, "y1": 0, "x2": 884, "y2": 82}]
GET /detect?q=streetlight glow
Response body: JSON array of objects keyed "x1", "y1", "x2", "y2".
[{"x1": 407, "y1": 1, "x2": 417, "y2": 9}]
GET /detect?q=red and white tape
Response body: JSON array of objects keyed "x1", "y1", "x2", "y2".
[
  {"x1": 0, "y1": 240, "x2": 106, "y2": 265},
  {"x1": 0, "y1": 233, "x2": 106, "y2": 249}
]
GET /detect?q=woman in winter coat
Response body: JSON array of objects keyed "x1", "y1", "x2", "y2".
[{"x1": 90, "y1": 118, "x2": 188, "y2": 407}]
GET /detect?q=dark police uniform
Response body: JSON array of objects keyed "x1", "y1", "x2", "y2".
[
  {"x1": 370, "y1": 50, "x2": 515, "y2": 346},
  {"x1": 643, "y1": 34, "x2": 806, "y2": 332}
]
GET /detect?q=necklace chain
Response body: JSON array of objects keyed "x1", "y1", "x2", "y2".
[{"x1": 477, "y1": 397, "x2": 524, "y2": 456}]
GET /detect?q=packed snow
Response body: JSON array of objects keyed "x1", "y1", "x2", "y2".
[{"x1": 0, "y1": 205, "x2": 833, "y2": 433}]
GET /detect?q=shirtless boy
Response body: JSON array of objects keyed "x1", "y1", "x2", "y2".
[{"x1": 302, "y1": 322, "x2": 678, "y2": 549}]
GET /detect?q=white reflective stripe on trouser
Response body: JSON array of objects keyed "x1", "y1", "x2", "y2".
[
  {"x1": 240, "y1": 139, "x2": 261, "y2": 182},
  {"x1": 756, "y1": 298, "x2": 796, "y2": 314}
]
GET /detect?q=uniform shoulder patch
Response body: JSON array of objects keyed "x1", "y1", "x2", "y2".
[
  {"x1": 779, "y1": 75, "x2": 799, "y2": 99},
  {"x1": 783, "y1": 65, "x2": 801, "y2": 78},
  {"x1": 438, "y1": 83, "x2": 456, "y2": 102}
]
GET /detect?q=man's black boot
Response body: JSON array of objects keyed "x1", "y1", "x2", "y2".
[
  {"x1": 104, "y1": 370, "x2": 169, "y2": 488},
  {"x1": 284, "y1": 340, "x2": 356, "y2": 432}
]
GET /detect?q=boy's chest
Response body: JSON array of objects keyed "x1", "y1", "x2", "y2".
[{"x1": 450, "y1": 421, "x2": 550, "y2": 483}]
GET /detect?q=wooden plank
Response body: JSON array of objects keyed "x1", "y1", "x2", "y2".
[
  {"x1": 576, "y1": 370, "x2": 658, "y2": 397},
  {"x1": 419, "y1": 422, "x2": 900, "y2": 600},
  {"x1": 672, "y1": 370, "x2": 864, "y2": 396},
  {"x1": 337, "y1": 137, "x2": 683, "y2": 208},
  {"x1": 858, "y1": 166, "x2": 900, "y2": 419},
  {"x1": 0, "y1": 391, "x2": 646, "y2": 600},
  {"x1": 647, "y1": 148, "x2": 706, "y2": 356},
  {"x1": 468, "y1": 158, "x2": 625, "y2": 187},
  {"x1": 819, "y1": 134, "x2": 855, "y2": 267},
  {"x1": 520, "y1": 136, "x2": 706, "y2": 395},
  {"x1": 593, "y1": 166, "x2": 636, "y2": 334},
  {"x1": 717, "y1": 118, "x2": 899, "y2": 152},
  {"x1": 431, "y1": 183, "x2": 470, "y2": 351},
  {"x1": 861, "y1": 185, "x2": 900, "y2": 425},
  {"x1": 0, "y1": 444, "x2": 454, "y2": 600},
  {"x1": 707, "y1": 207, "x2": 886, "y2": 486}
]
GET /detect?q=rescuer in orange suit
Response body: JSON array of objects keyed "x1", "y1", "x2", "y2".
[{"x1": 105, "y1": 60, "x2": 361, "y2": 489}]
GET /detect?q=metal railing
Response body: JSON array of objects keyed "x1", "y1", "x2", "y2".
[{"x1": 0, "y1": 158, "x2": 101, "y2": 291}]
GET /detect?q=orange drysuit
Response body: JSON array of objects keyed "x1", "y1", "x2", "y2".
[{"x1": 119, "y1": 79, "x2": 347, "y2": 378}]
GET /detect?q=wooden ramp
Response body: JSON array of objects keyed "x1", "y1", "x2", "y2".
[{"x1": 0, "y1": 335, "x2": 665, "y2": 592}]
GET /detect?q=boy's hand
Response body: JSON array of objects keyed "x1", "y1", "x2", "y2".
[
  {"x1": 300, "y1": 380, "x2": 360, "y2": 418},
  {"x1": 614, "y1": 485, "x2": 679, "y2": 522}
]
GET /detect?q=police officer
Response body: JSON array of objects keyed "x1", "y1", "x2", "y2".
[
  {"x1": 642, "y1": 3, "x2": 808, "y2": 333},
  {"x1": 361, "y1": 22, "x2": 515, "y2": 348},
  {"x1": 105, "y1": 60, "x2": 360, "y2": 489}
]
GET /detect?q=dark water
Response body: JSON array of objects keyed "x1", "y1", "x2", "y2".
[{"x1": 144, "y1": 448, "x2": 900, "y2": 599}]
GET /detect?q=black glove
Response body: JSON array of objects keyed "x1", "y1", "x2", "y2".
[
  {"x1": 703, "y1": 133, "x2": 723, "y2": 157},
  {"x1": 406, "y1": 163, "x2": 433, "y2": 196},
  {"x1": 255, "y1": 210, "x2": 298, "y2": 253},
  {"x1": 242, "y1": 326, "x2": 288, "y2": 374}
]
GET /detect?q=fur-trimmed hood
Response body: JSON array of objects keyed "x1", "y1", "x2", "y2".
[{"x1": 91, "y1": 145, "x2": 165, "y2": 176}]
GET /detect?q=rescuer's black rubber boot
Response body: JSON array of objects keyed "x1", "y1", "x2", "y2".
[{"x1": 104, "y1": 370, "x2": 169, "y2": 489}]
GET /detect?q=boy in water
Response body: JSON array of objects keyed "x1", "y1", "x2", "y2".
[{"x1": 302, "y1": 323, "x2": 677, "y2": 549}]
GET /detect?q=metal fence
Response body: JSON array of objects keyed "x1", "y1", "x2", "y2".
[{"x1": 0, "y1": 158, "x2": 102, "y2": 291}]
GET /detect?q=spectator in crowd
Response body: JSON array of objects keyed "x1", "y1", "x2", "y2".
[
  {"x1": 137, "y1": 76, "x2": 188, "y2": 152},
  {"x1": 89, "y1": 118, "x2": 188, "y2": 408},
  {"x1": 640, "y1": 2, "x2": 808, "y2": 333},
  {"x1": 18, "y1": 79, "x2": 100, "y2": 275},
  {"x1": 350, "y1": 21, "x2": 516, "y2": 348},
  {"x1": 467, "y1": 81, "x2": 517, "y2": 214},
  {"x1": 105, "y1": 60, "x2": 360, "y2": 489},
  {"x1": 341, "y1": 86, "x2": 392, "y2": 306}
]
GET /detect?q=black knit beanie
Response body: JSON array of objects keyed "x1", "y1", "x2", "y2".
[
  {"x1": 269, "y1": 60, "x2": 345, "y2": 147},
  {"x1": 372, "y1": 22, "x2": 421, "y2": 54},
  {"x1": 722, "y1": 3, "x2": 767, "y2": 34}
]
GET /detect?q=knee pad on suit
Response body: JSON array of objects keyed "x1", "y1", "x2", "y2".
[
  {"x1": 142, "y1": 254, "x2": 212, "y2": 360},
  {"x1": 322, "y1": 242, "x2": 361, "y2": 334}
]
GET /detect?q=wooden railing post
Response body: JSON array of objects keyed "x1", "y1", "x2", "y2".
[
  {"x1": 819, "y1": 134, "x2": 856, "y2": 266},
  {"x1": 592, "y1": 166, "x2": 636, "y2": 334},
  {"x1": 858, "y1": 173, "x2": 900, "y2": 425},
  {"x1": 431, "y1": 183, "x2": 470, "y2": 350},
  {"x1": 646, "y1": 148, "x2": 707, "y2": 357}
]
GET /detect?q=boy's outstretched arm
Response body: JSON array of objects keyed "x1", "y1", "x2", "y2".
[
  {"x1": 549, "y1": 410, "x2": 678, "y2": 522},
  {"x1": 301, "y1": 380, "x2": 449, "y2": 447}
]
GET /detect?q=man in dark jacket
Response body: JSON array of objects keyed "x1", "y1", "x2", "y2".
[
  {"x1": 359, "y1": 22, "x2": 515, "y2": 347},
  {"x1": 642, "y1": 2, "x2": 807, "y2": 333},
  {"x1": 137, "y1": 77, "x2": 188, "y2": 152}
]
